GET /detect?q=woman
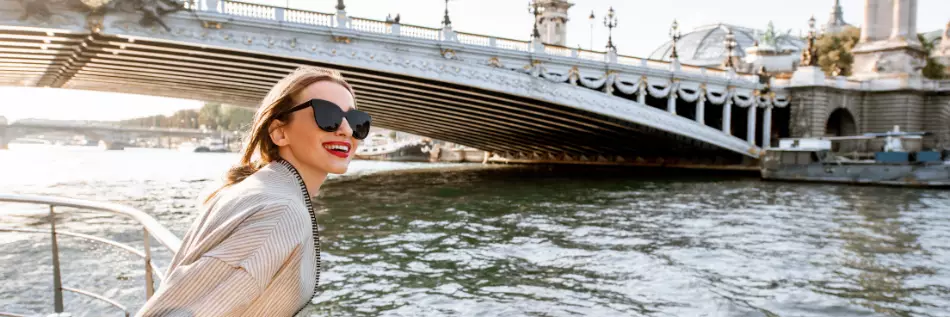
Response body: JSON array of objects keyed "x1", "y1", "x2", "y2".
[{"x1": 136, "y1": 66, "x2": 371, "y2": 316}]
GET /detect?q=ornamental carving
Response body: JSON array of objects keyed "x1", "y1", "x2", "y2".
[{"x1": 17, "y1": 0, "x2": 185, "y2": 31}]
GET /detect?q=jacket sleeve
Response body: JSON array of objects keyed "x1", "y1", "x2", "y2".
[
  {"x1": 135, "y1": 201, "x2": 310, "y2": 317},
  {"x1": 134, "y1": 256, "x2": 262, "y2": 317}
]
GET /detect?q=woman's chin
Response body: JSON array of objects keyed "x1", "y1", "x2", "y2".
[{"x1": 326, "y1": 162, "x2": 350, "y2": 175}]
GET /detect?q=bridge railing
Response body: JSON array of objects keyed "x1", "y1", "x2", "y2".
[
  {"x1": 0, "y1": 193, "x2": 181, "y2": 317},
  {"x1": 402, "y1": 24, "x2": 442, "y2": 41},
  {"x1": 350, "y1": 17, "x2": 391, "y2": 35},
  {"x1": 201, "y1": 0, "x2": 759, "y2": 82},
  {"x1": 220, "y1": 0, "x2": 276, "y2": 20},
  {"x1": 284, "y1": 8, "x2": 334, "y2": 27}
]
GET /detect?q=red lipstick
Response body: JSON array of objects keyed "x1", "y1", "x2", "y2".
[{"x1": 322, "y1": 141, "x2": 352, "y2": 158}]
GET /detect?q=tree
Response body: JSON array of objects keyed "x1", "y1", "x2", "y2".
[
  {"x1": 198, "y1": 102, "x2": 222, "y2": 130},
  {"x1": 220, "y1": 105, "x2": 255, "y2": 131},
  {"x1": 919, "y1": 34, "x2": 948, "y2": 79},
  {"x1": 761, "y1": 21, "x2": 778, "y2": 47},
  {"x1": 815, "y1": 26, "x2": 860, "y2": 76},
  {"x1": 115, "y1": 102, "x2": 255, "y2": 131}
]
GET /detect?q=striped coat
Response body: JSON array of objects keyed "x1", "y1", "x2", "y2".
[{"x1": 136, "y1": 160, "x2": 320, "y2": 317}]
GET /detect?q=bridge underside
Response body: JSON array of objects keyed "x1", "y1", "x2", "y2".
[{"x1": 1, "y1": 27, "x2": 748, "y2": 165}]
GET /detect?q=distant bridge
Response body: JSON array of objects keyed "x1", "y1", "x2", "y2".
[
  {"x1": 0, "y1": 0, "x2": 796, "y2": 167},
  {"x1": 0, "y1": 120, "x2": 223, "y2": 149}
]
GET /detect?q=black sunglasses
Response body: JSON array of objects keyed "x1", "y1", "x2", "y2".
[{"x1": 283, "y1": 99, "x2": 372, "y2": 140}]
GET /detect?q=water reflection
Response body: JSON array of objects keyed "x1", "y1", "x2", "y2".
[{"x1": 822, "y1": 187, "x2": 940, "y2": 317}]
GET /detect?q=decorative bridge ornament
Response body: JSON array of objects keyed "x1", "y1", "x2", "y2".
[{"x1": 0, "y1": 0, "x2": 799, "y2": 160}]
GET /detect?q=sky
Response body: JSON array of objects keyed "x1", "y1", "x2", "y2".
[{"x1": 1, "y1": 0, "x2": 948, "y2": 122}]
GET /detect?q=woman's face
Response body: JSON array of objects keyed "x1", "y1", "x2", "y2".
[{"x1": 278, "y1": 80, "x2": 359, "y2": 175}]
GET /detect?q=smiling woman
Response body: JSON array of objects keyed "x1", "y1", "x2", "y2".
[{"x1": 135, "y1": 66, "x2": 369, "y2": 317}]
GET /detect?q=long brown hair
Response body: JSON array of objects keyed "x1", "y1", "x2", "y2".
[{"x1": 205, "y1": 66, "x2": 355, "y2": 202}]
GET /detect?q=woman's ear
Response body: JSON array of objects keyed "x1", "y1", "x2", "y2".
[{"x1": 269, "y1": 119, "x2": 290, "y2": 146}]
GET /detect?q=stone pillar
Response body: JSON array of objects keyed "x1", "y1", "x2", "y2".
[
  {"x1": 205, "y1": 0, "x2": 220, "y2": 13},
  {"x1": 860, "y1": 0, "x2": 891, "y2": 42},
  {"x1": 335, "y1": 4, "x2": 348, "y2": 28},
  {"x1": 722, "y1": 99, "x2": 733, "y2": 135},
  {"x1": 443, "y1": 27, "x2": 458, "y2": 42},
  {"x1": 391, "y1": 23, "x2": 401, "y2": 36},
  {"x1": 667, "y1": 82, "x2": 678, "y2": 114},
  {"x1": 851, "y1": 0, "x2": 925, "y2": 79},
  {"x1": 763, "y1": 106, "x2": 773, "y2": 148},
  {"x1": 695, "y1": 93, "x2": 706, "y2": 125},
  {"x1": 890, "y1": 0, "x2": 917, "y2": 41},
  {"x1": 747, "y1": 105, "x2": 757, "y2": 145},
  {"x1": 605, "y1": 49, "x2": 618, "y2": 63},
  {"x1": 637, "y1": 82, "x2": 646, "y2": 105},
  {"x1": 536, "y1": 0, "x2": 573, "y2": 46}
]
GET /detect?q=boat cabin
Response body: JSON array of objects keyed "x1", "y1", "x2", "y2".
[{"x1": 763, "y1": 127, "x2": 947, "y2": 167}]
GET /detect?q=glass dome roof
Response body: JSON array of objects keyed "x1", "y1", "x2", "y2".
[{"x1": 648, "y1": 23, "x2": 805, "y2": 67}]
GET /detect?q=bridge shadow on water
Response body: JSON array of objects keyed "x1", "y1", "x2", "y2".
[{"x1": 325, "y1": 163, "x2": 760, "y2": 193}]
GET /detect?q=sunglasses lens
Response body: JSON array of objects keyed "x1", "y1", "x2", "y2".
[
  {"x1": 311, "y1": 100, "x2": 343, "y2": 132},
  {"x1": 346, "y1": 111, "x2": 372, "y2": 140}
]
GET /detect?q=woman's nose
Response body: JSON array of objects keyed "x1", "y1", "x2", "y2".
[{"x1": 336, "y1": 118, "x2": 354, "y2": 138}]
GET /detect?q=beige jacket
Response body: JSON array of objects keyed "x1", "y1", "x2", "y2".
[{"x1": 136, "y1": 160, "x2": 320, "y2": 317}]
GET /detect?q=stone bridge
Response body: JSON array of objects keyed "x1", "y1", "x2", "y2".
[
  {"x1": 0, "y1": 119, "x2": 219, "y2": 149},
  {"x1": 0, "y1": 0, "x2": 800, "y2": 167}
]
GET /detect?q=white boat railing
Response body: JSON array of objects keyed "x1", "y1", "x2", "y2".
[{"x1": 0, "y1": 193, "x2": 181, "y2": 317}]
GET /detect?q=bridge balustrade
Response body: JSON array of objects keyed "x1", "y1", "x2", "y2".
[
  {"x1": 284, "y1": 9, "x2": 334, "y2": 27},
  {"x1": 401, "y1": 25, "x2": 442, "y2": 41},
  {"x1": 221, "y1": 0, "x2": 276, "y2": 20},
  {"x1": 198, "y1": 0, "x2": 764, "y2": 89},
  {"x1": 350, "y1": 17, "x2": 391, "y2": 35}
]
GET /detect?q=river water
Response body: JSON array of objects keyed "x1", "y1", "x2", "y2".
[{"x1": 1, "y1": 146, "x2": 948, "y2": 317}]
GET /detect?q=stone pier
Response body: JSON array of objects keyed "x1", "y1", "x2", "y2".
[{"x1": 787, "y1": 85, "x2": 950, "y2": 150}]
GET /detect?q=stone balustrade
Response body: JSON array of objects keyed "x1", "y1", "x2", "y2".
[{"x1": 199, "y1": 0, "x2": 765, "y2": 90}]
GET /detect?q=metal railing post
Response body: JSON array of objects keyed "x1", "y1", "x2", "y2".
[
  {"x1": 49, "y1": 205, "x2": 64, "y2": 313},
  {"x1": 144, "y1": 228, "x2": 154, "y2": 300}
]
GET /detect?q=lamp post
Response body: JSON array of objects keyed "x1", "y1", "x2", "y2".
[
  {"x1": 800, "y1": 15, "x2": 818, "y2": 67},
  {"x1": 527, "y1": 1, "x2": 543, "y2": 40},
  {"x1": 336, "y1": 0, "x2": 345, "y2": 11},
  {"x1": 442, "y1": 0, "x2": 451, "y2": 27},
  {"x1": 603, "y1": 7, "x2": 617, "y2": 52},
  {"x1": 589, "y1": 10, "x2": 595, "y2": 50},
  {"x1": 669, "y1": 19, "x2": 681, "y2": 59},
  {"x1": 724, "y1": 28, "x2": 737, "y2": 68}
]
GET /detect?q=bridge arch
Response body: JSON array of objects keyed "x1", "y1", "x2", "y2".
[{"x1": 824, "y1": 108, "x2": 857, "y2": 137}]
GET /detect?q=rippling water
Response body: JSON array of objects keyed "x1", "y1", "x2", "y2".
[{"x1": 1, "y1": 146, "x2": 949, "y2": 317}]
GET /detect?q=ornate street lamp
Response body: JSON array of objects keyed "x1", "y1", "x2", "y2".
[
  {"x1": 588, "y1": 10, "x2": 595, "y2": 50},
  {"x1": 603, "y1": 7, "x2": 617, "y2": 51},
  {"x1": 442, "y1": 0, "x2": 452, "y2": 27},
  {"x1": 669, "y1": 19, "x2": 681, "y2": 59},
  {"x1": 528, "y1": 1, "x2": 544, "y2": 40},
  {"x1": 800, "y1": 15, "x2": 818, "y2": 67}
]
